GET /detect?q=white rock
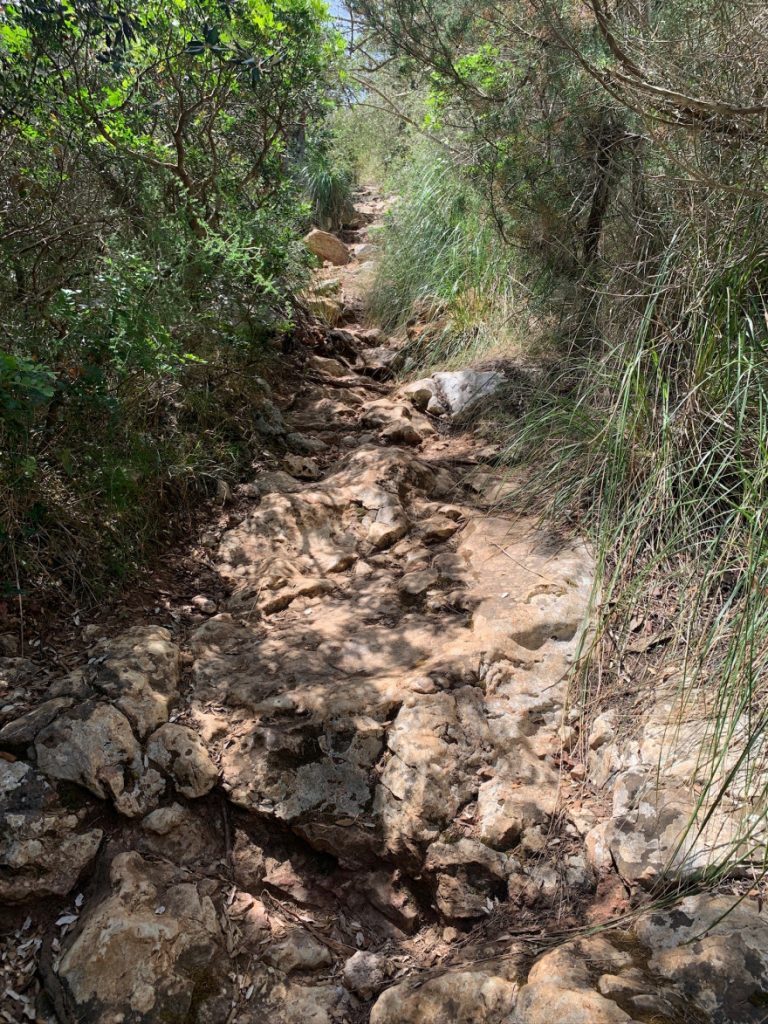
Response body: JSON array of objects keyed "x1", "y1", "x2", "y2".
[{"x1": 430, "y1": 370, "x2": 504, "y2": 417}]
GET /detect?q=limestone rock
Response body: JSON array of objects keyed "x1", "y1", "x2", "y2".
[
  {"x1": 49, "y1": 851, "x2": 228, "y2": 1023},
  {"x1": 86, "y1": 625, "x2": 180, "y2": 739},
  {"x1": 343, "y1": 950, "x2": 390, "y2": 999},
  {"x1": 513, "y1": 983, "x2": 631, "y2": 1023},
  {"x1": 217, "y1": 490, "x2": 357, "y2": 582},
  {"x1": 426, "y1": 838, "x2": 510, "y2": 918},
  {"x1": 223, "y1": 729, "x2": 372, "y2": 822},
  {"x1": 603, "y1": 775, "x2": 742, "y2": 887},
  {"x1": 0, "y1": 760, "x2": 102, "y2": 902},
  {"x1": 264, "y1": 925, "x2": 333, "y2": 974},
  {"x1": 588, "y1": 709, "x2": 618, "y2": 750},
  {"x1": 141, "y1": 802, "x2": 219, "y2": 865},
  {"x1": 420, "y1": 514, "x2": 459, "y2": 543},
  {"x1": 400, "y1": 378, "x2": 435, "y2": 412},
  {"x1": 363, "y1": 870, "x2": 421, "y2": 933},
  {"x1": 514, "y1": 937, "x2": 634, "y2": 1023},
  {"x1": 36, "y1": 700, "x2": 165, "y2": 817},
  {"x1": 356, "y1": 346, "x2": 401, "y2": 379},
  {"x1": 258, "y1": 979, "x2": 357, "y2": 1024},
  {"x1": 0, "y1": 696, "x2": 75, "y2": 749},
  {"x1": 398, "y1": 569, "x2": 438, "y2": 601},
  {"x1": 304, "y1": 228, "x2": 350, "y2": 266},
  {"x1": 380, "y1": 419, "x2": 423, "y2": 446},
  {"x1": 370, "y1": 969, "x2": 518, "y2": 1024},
  {"x1": 375, "y1": 689, "x2": 494, "y2": 864},
  {"x1": 147, "y1": 723, "x2": 218, "y2": 799},
  {"x1": 306, "y1": 294, "x2": 343, "y2": 325},
  {"x1": 367, "y1": 510, "x2": 408, "y2": 550},
  {"x1": 311, "y1": 355, "x2": 348, "y2": 378},
  {"x1": 634, "y1": 894, "x2": 768, "y2": 1024},
  {"x1": 430, "y1": 370, "x2": 504, "y2": 418},
  {"x1": 476, "y1": 760, "x2": 560, "y2": 850},
  {"x1": 284, "y1": 454, "x2": 323, "y2": 480}
]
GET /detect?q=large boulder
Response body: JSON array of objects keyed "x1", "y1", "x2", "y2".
[
  {"x1": 430, "y1": 370, "x2": 504, "y2": 417},
  {"x1": 303, "y1": 229, "x2": 350, "y2": 266},
  {"x1": 46, "y1": 852, "x2": 229, "y2": 1024}
]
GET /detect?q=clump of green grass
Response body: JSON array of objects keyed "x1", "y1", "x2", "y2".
[
  {"x1": 368, "y1": 146, "x2": 528, "y2": 370},
  {"x1": 299, "y1": 149, "x2": 355, "y2": 232},
  {"x1": 495, "y1": 233, "x2": 768, "y2": 877}
]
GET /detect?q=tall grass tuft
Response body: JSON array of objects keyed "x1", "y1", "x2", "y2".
[
  {"x1": 368, "y1": 146, "x2": 527, "y2": 370},
  {"x1": 496, "y1": 228, "x2": 768, "y2": 877},
  {"x1": 299, "y1": 149, "x2": 354, "y2": 232}
]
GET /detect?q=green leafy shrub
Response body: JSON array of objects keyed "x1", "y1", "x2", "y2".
[{"x1": 0, "y1": 0, "x2": 344, "y2": 606}]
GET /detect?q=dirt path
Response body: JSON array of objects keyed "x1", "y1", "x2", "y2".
[{"x1": 3, "y1": 190, "x2": 768, "y2": 1024}]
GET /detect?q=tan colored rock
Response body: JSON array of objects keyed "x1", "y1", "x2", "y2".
[
  {"x1": 398, "y1": 569, "x2": 439, "y2": 600},
  {"x1": 476, "y1": 762, "x2": 560, "y2": 850},
  {"x1": 356, "y1": 345, "x2": 401, "y2": 378},
  {"x1": 515, "y1": 937, "x2": 634, "y2": 1023},
  {"x1": 51, "y1": 852, "x2": 228, "y2": 1023},
  {"x1": 370, "y1": 970, "x2": 518, "y2": 1024},
  {"x1": 380, "y1": 420, "x2": 424, "y2": 446},
  {"x1": 86, "y1": 625, "x2": 180, "y2": 739},
  {"x1": 141, "y1": 802, "x2": 218, "y2": 865},
  {"x1": 264, "y1": 925, "x2": 333, "y2": 974},
  {"x1": 400, "y1": 378, "x2": 436, "y2": 412},
  {"x1": 363, "y1": 869, "x2": 421, "y2": 933},
  {"x1": 306, "y1": 294, "x2": 343, "y2": 324},
  {"x1": 425, "y1": 838, "x2": 512, "y2": 919},
  {"x1": 259, "y1": 978, "x2": 357, "y2": 1024},
  {"x1": 514, "y1": 983, "x2": 631, "y2": 1023},
  {"x1": 35, "y1": 700, "x2": 165, "y2": 817},
  {"x1": 217, "y1": 490, "x2": 357, "y2": 582},
  {"x1": 368, "y1": 512, "x2": 408, "y2": 550},
  {"x1": 147, "y1": 723, "x2": 218, "y2": 798},
  {"x1": 284, "y1": 453, "x2": 323, "y2": 480},
  {"x1": 304, "y1": 228, "x2": 350, "y2": 266},
  {"x1": 311, "y1": 355, "x2": 348, "y2": 377},
  {"x1": 375, "y1": 689, "x2": 493, "y2": 862},
  {"x1": 421, "y1": 514, "x2": 459, "y2": 543},
  {"x1": 343, "y1": 950, "x2": 390, "y2": 999},
  {"x1": 588, "y1": 709, "x2": 618, "y2": 750},
  {"x1": 0, "y1": 760, "x2": 102, "y2": 902}
]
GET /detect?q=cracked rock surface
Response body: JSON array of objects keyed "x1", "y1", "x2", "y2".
[{"x1": 0, "y1": 188, "x2": 763, "y2": 1024}]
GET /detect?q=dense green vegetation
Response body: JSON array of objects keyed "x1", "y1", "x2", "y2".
[
  {"x1": 347, "y1": 0, "x2": 768, "y2": 870},
  {"x1": 0, "y1": 0, "x2": 346, "y2": 604},
  {"x1": 4, "y1": 0, "x2": 768, "y2": 870}
]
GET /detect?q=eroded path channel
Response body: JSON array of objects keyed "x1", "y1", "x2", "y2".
[{"x1": 3, "y1": 191, "x2": 768, "y2": 1024}]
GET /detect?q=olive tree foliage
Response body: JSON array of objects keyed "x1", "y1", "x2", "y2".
[
  {"x1": 0, "y1": 0, "x2": 344, "y2": 601},
  {"x1": 0, "y1": 0, "x2": 342, "y2": 344}
]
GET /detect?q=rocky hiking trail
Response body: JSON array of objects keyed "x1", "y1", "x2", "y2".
[{"x1": 3, "y1": 189, "x2": 768, "y2": 1024}]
